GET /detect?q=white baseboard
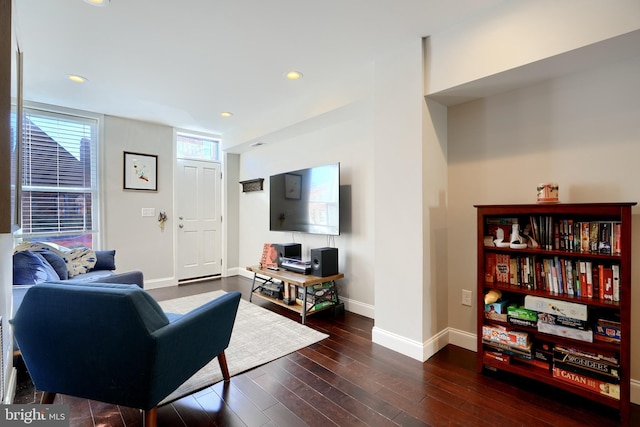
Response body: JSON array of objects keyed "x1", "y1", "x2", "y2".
[
  {"x1": 226, "y1": 267, "x2": 244, "y2": 277},
  {"x1": 372, "y1": 326, "x2": 455, "y2": 362},
  {"x1": 4, "y1": 367, "x2": 17, "y2": 404},
  {"x1": 143, "y1": 277, "x2": 178, "y2": 289},
  {"x1": 447, "y1": 327, "x2": 477, "y2": 352},
  {"x1": 630, "y1": 379, "x2": 640, "y2": 405},
  {"x1": 339, "y1": 297, "x2": 374, "y2": 319},
  {"x1": 372, "y1": 326, "x2": 426, "y2": 361}
]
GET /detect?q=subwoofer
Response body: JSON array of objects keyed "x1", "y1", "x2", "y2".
[
  {"x1": 274, "y1": 243, "x2": 302, "y2": 267},
  {"x1": 310, "y1": 247, "x2": 338, "y2": 277}
]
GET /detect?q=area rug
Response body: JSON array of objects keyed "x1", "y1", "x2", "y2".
[{"x1": 157, "y1": 290, "x2": 328, "y2": 405}]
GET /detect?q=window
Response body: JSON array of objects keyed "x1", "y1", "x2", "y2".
[
  {"x1": 18, "y1": 107, "x2": 99, "y2": 248},
  {"x1": 176, "y1": 131, "x2": 220, "y2": 161}
]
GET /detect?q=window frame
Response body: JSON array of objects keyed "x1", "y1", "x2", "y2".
[
  {"x1": 175, "y1": 129, "x2": 221, "y2": 162},
  {"x1": 16, "y1": 102, "x2": 102, "y2": 249}
]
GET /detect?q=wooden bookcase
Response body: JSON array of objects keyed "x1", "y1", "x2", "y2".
[{"x1": 475, "y1": 203, "x2": 635, "y2": 424}]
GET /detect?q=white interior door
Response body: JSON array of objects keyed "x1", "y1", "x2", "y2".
[{"x1": 176, "y1": 159, "x2": 222, "y2": 280}]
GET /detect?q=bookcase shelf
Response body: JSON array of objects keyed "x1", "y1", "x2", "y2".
[
  {"x1": 482, "y1": 281, "x2": 621, "y2": 309},
  {"x1": 475, "y1": 202, "x2": 635, "y2": 424}
]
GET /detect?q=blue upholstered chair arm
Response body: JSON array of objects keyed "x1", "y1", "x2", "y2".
[{"x1": 148, "y1": 292, "x2": 241, "y2": 405}]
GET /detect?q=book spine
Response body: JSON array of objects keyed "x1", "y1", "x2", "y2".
[
  {"x1": 612, "y1": 222, "x2": 622, "y2": 254},
  {"x1": 592, "y1": 263, "x2": 599, "y2": 300},
  {"x1": 567, "y1": 219, "x2": 574, "y2": 251},
  {"x1": 554, "y1": 256, "x2": 564, "y2": 294},
  {"x1": 581, "y1": 222, "x2": 590, "y2": 252},
  {"x1": 534, "y1": 257, "x2": 543, "y2": 291},
  {"x1": 612, "y1": 264, "x2": 620, "y2": 302},
  {"x1": 510, "y1": 258, "x2": 518, "y2": 285},
  {"x1": 485, "y1": 253, "x2": 497, "y2": 283},
  {"x1": 598, "y1": 222, "x2": 612, "y2": 254},
  {"x1": 495, "y1": 254, "x2": 510, "y2": 283},
  {"x1": 598, "y1": 264, "x2": 605, "y2": 300},
  {"x1": 565, "y1": 260, "x2": 574, "y2": 296},
  {"x1": 579, "y1": 261, "x2": 587, "y2": 296},
  {"x1": 585, "y1": 261, "x2": 593, "y2": 298},
  {"x1": 589, "y1": 222, "x2": 599, "y2": 253},
  {"x1": 602, "y1": 267, "x2": 613, "y2": 301}
]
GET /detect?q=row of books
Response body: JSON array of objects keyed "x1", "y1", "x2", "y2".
[
  {"x1": 485, "y1": 253, "x2": 620, "y2": 301},
  {"x1": 486, "y1": 217, "x2": 622, "y2": 254}
]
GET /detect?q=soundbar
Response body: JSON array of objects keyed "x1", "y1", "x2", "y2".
[{"x1": 281, "y1": 257, "x2": 312, "y2": 274}]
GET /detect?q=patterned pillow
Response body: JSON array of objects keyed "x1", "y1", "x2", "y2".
[{"x1": 65, "y1": 247, "x2": 97, "y2": 277}]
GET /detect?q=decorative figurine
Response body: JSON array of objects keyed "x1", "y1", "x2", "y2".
[{"x1": 510, "y1": 223, "x2": 527, "y2": 249}]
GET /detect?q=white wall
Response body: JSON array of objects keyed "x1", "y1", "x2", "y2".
[
  {"x1": 447, "y1": 53, "x2": 640, "y2": 381},
  {"x1": 102, "y1": 116, "x2": 176, "y2": 288},
  {"x1": 235, "y1": 98, "x2": 376, "y2": 317},
  {"x1": 426, "y1": 0, "x2": 640, "y2": 95},
  {"x1": 371, "y1": 39, "x2": 429, "y2": 359}
]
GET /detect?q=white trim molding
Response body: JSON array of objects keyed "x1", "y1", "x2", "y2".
[{"x1": 372, "y1": 327, "x2": 427, "y2": 361}]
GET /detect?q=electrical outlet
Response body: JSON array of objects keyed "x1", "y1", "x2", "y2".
[{"x1": 462, "y1": 289, "x2": 473, "y2": 307}]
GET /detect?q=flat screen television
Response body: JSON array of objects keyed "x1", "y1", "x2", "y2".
[{"x1": 269, "y1": 163, "x2": 340, "y2": 235}]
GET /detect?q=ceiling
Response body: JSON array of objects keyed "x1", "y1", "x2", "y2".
[{"x1": 13, "y1": 0, "x2": 504, "y2": 149}]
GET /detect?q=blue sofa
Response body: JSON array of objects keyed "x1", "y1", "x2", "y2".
[{"x1": 12, "y1": 243, "x2": 144, "y2": 320}]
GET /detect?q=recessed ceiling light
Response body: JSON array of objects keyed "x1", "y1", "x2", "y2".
[
  {"x1": 220, "y1": 112, "x2": 233, "y2": 118},
  {"x1": 83, "y1": 0, "x2": 110, "y2": 6},
  {"x1": 285, "y1": 70, "x2": 303, "y2": 80},
  {"x1": 68, "y1": 74, "x2": 88, "y2": 83}
]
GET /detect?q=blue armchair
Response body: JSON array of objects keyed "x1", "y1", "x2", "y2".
[{"x1": 11, "y1": 282, "x2": 241, "y2": 427}]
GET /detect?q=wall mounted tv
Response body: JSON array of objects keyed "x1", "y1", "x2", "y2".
[{"x1": 270, "y1": 163, "x2": 340, "y2": 235}]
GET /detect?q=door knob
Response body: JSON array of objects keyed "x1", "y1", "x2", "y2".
[{"x1": 179, "y1": 224, "x2": 184, "y2": 229}]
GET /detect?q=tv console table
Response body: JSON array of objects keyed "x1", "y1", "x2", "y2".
[{"x1": 246, "y1": 265, "x2": 344, "y2": 324}]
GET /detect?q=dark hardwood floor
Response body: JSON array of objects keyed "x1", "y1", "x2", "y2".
[{"x1": 14, "y1": 275, "x2": 639, "y2": 426}]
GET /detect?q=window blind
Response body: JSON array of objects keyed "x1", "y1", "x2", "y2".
[{"x1": 20, "y1": 109, "x2": 98, "y2": 242}]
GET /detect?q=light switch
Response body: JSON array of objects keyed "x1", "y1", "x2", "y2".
[{"x1": 141, "y1": 208, "x2": 156, "y2": 217}]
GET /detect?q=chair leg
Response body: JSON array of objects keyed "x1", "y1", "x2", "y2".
[
  {"x1": 218, "y1": 350, "x2": 230, "y2": 382},
  {"x1": 144, "y1": 407, "x2": 157, "y2": 427},
  {"x1": 41, "y1": 392, "x2": 56, "y2": 404}
]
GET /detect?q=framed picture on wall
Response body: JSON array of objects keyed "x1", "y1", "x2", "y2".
[{"x1": 123, "y1": 151, "x2": 158, "y2": 191}]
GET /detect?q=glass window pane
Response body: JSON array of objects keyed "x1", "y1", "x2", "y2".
[
  {"x1": 18, "y1": 107, "x2": 99, "y2": 248},
  {"x1": 177, "y1": 132, "x2": 220, "y2": 161}
]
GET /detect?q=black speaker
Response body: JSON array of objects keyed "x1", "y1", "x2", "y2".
[
  {"x1": 310, "y1": 247, "x2": 338, "y2": 277},
  {"x1": 274, "y1": 243, "x2": 302, "y2": 267}
]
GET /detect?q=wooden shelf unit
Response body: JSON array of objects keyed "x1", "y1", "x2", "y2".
[
  {"x1": 246, "y1": 266, "x2": 344, "y2": 324},
  {"x1": 475, "y1": 203, "x2": 635, "y2": 424}
]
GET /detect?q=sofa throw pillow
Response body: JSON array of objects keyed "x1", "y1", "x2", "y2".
[
  {"x1": 13, "y1": 242, "x2": 97, "y2": 278},
  {"x1": 35, "y1": 250, "x2": 69, "y2": 280},
  {"x1": 13, "y1": 251, "x2": 60, "y2": 285},
  {"x1": 65, "y1": 247, "x2": 97, "y2": 277},
  {"x1": 93, "y1": 250, "x2": 116, "y2": 271}
]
